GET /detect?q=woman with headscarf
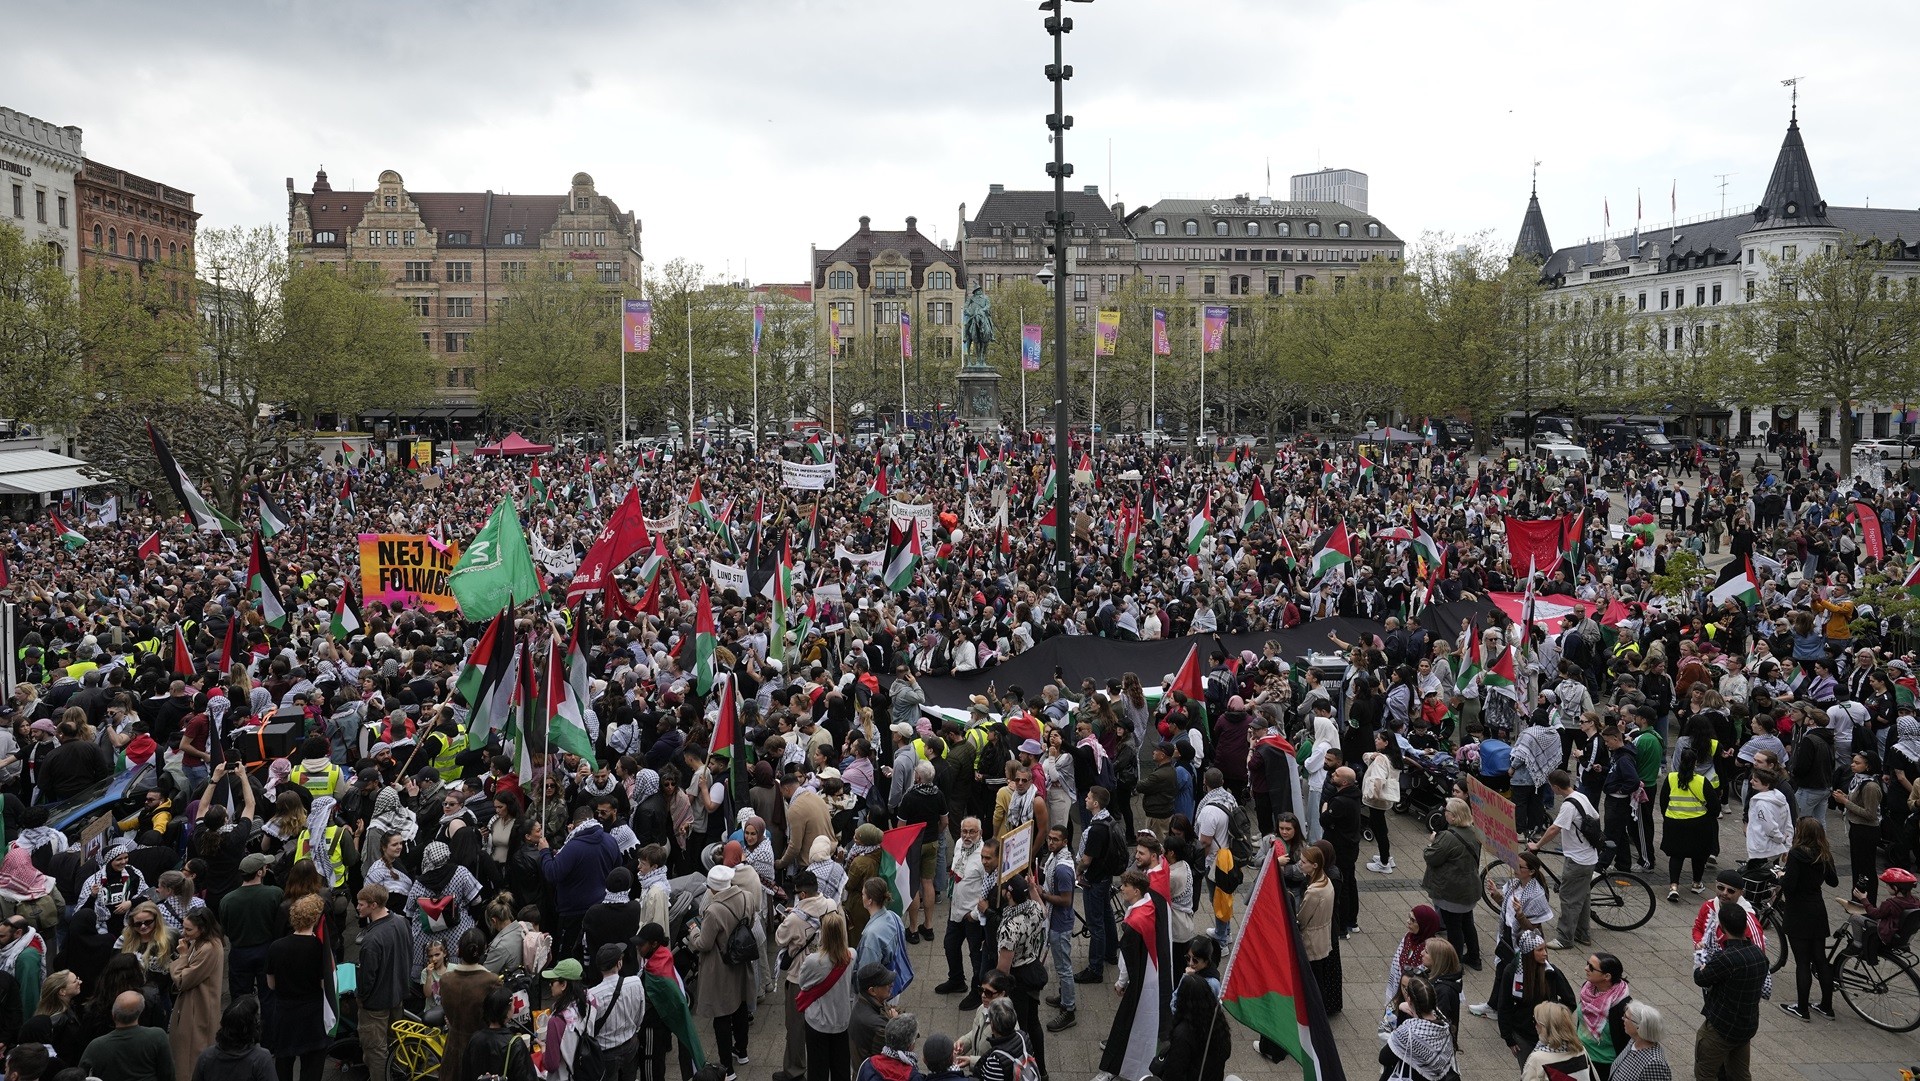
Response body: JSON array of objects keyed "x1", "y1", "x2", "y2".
[
  {"x1": 1884, "y1": 715, "x2": 1920, "y2": 870},
  {"x1": 0, "y1": 841, "x2": 62, "y2": 932},
  {"x1": 76, "y1": 838, "x2": 146, "y2": 941},
  {"x1": 1488, "y1": 930, "x2": 1576, "y2": 1067},
  {"x1": 405, "y1": 840, "x2": 483, "y2": 969},
  {"x1": 431, "y1": 786, "x2": 485, "y2": 874},
  {"x1": 1384, "y1": 905, "x2": 1443, "y2": 1013}
]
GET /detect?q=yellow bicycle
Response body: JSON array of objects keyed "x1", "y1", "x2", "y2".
[{"x1": 384, "y1": 1018, "x2": 446, "y2": 1081}]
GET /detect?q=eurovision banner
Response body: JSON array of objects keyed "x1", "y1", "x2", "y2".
[
  {"x1": 1202, "y1": 304, "x2": 1229, "y2": 353},
  {"x1": 751, "y1": 304, "x2": 765, "y2": 357},
  {"x1": 1152, "y1": 308, "x2": 1171, "y2": 356},
  {"x1": 1094, "y1": 310, "x2": 1120, "y2": 357},
  {"x1": 358, "y1": 533, "x2": 463, "y2": 611},
  {"x1": 828, "y1": 310, "x2": 842, "y2": 357},
  {"x1": 888, "y1": 499, "x2": 936, "y2": 547},
  {"x1": 900, "y1": 311, "x2": 914, "y2": 360},
  {"x1": 780, "y1": 460, "x2": 836, "y2": 491},
  {"x1": 622, "y1": 299, "x2": 652, "y2": 353},
  {"x1": 1020, "y1": 324, "x2": 1043, "y2": 371}
]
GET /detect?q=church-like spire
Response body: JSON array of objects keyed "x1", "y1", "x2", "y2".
[
  {"x1": 1514, "y1": 165, "x2": 1553, "y2": 263},
  {"x1": 1752, "y1": 109, "x2": 1828, "y2": 229}
]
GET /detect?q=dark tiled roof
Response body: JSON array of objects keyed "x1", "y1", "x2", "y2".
[
  {"x1": 1538, "y1": 204, "x2": 1920, "y2": 282},
  {"x1": 1123, "y1": 197, "x2": 1401, "y2": 243},
  {"x1": 1514, "y1": 191, "x2": 1553, "y2": 262},
  {"x1": 1752, "y1": 115, "x2": 1828, "y2": 231},
  {"x1": 813, "y1": 224, "x2": 963, "y2": 289},
  {"x1": 295, "y1": 189, "x2": 631, "y2": 248},
  {"x1": 965, "y1": 189, "x2": 1127, "y2": 238}
]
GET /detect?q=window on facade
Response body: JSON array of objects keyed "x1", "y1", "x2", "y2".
[
  {"x1": 982, "y1": 245, "x2": 998, "y2": 259},
  {"x1": 107, "y1": 227, "x2": 116, "y2": 252},
  {"x1": 503, "y1": 231, "x2": 524, "y2": 245},
  {"x1": 9, "y1": 185, "x2": 20, "y2": 218},
  {"x1": 501, "y1": 261, "x2": 527, "y2": 282},
  {"x1": 445, "y1": 297, "x2": 474, "y2": 318},
  {"x1": 595, "y1": 232, "x2": 606, "y2": 246},
  {"x1": 1072, "y1": 275, "x2": 1087, "y2": 300},
  {"x1": 1181, "y1": 220, "x2": 1197, "y2": 236},
  {"x1": 56, "y1": 196, "x2": 66, "y2": 228},
  {"x1": 384, "y1": 196, "x2": 398, "y2": 209},
  {"x1": 1274, "y1": 222, "x2": 1290, "y2": 237},
  {"x1": 382, "y1": 230, "x2": 396, "y2": 246},
  {"x1": 444, "y1": 332, "x2": 469, "y2": 353},
  {"x1": 873, "y1": 300, "x2": 904, "y2": 325},
  {"x1": 446, "y1": 262, "x2": 473, "y2": 282},
  {"x1": 404, "y1": 261, "x2": 432, "y2": 282},
  {"x1": 314, "y1": 230, "x2": 337, "y2": 244},
  {"x1": 1244, "y1": 222, "x2": 1260, "y2": 236},
  {"x1": 1213, "y1": 221, "x2": 1229, "y2": 236},
  {"x1": 1336, "y1": 221, "x2": 1351, "y2": 237},
  {"x1": 34, "y1": 190, "x2": 46, "y2": 224},
  {"x1": 1367, "y1": 222, "x2": 1380, "y2": 237},
  {"x1": 1782, "y1": 244, "x2": 1797, "y2": 260},
  {"x1": 420, "y1": 332, "x2": 433, "y2": 351},
  {"x1": 92, "y1": 225, "x2": 102, "y2": 247},
  {"x1": 874, "y1": 270, "x2": 907, "y2": 291},
  {"x1": 827, "y1": 270, "x2": 854, "y2": 290},
  {"x1": 1745, "y1": 279, "x2": 1756, "y2": 301},
  {"x1": 1268, "y1": 275, "x2": 1280, "y2": 295},
  {"x1": 1295, "y1": 275, "x2": 1314, "y2": 293},
  {"x1": 409, "y1": 296, "x2": 433, "y2": 317},
  {"x1": 596, "y1": 261, "x2": 621, "y2": 283},
  {"x1": 1695, "y1": 286, "x2": 1705, "y2": 306},
  {"x1": 928, "y1": 301, "x2": 953, "y2": 325},
  {"x1": 1158, "y1": 275, "x2": 1171, "y2": 292},
  {"x1": 1202, "y1": 275, "x2": 1216, "y2": 294},
  {"x1": 1659, "y1": 290, "x2": 1669, "y2": 310},
  {"x1": 575, "y1": 196, "x2": 591, "y2": 211},
  {"x1": 1174, "y1": 275, "x2": 1185, "y2": 292},
  {"x1": 1305, "y1": 221, "x2": 1321, "y2": 237},
  {"x1": 1152, "y1": 220, "x2": 1167, "y2": 235},
  {"x1": 367, "y1": 230, "x2": 381, "y2": 247},
  {"x1": 1712, "y1": 283, "x2": 1722, "y2": 304},
  {"x1": 563, "y1": 232, "x2": 575, "y2": 246},
  {"x1": 929, "y1": 271, "x2": 953, "y2": 290}
]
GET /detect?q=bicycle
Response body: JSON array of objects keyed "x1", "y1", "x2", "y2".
[
  {"x1": 385, "y1": 1006, "x2": 449, "y2": 1081},
  {"x1": 1741, "y1": 868, "x2": 1793, "y2": 974},
  {"x1": 1823, "y1": 902, "x2": 1920, "y2": 1033},
  {"x1": 1479, "y1": 848, "x2": 1656, "y2": 932}
]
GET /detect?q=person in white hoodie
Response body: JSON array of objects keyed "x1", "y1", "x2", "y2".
[
  {"x1": 1303, "y1": 700, "x2": 1339, "y2": 845},
  {"x1": 1743, "y1": 767, "x2": 1793, "y2": 882}
]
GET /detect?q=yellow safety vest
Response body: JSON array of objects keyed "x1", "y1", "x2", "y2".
[
  {"x1": 434, "y1": 727, "x2": 465, "y2": 781},
  {"x1": 293, "y1": 764, "x2": 341, "y2": 799},
  {"x1": 294, "y1": 824, "x2": 348, "y2": 888},
  {"x1": 1665, "y1": 772, "x2": 1708, "y2": 819}
]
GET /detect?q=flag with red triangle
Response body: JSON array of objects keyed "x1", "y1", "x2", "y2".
[
  {"x1": 137, "y1": 530, "x2": 161, "y2": 561},
  {"x1": 1220, "y1": 848, "x2": 1349, "y2": 1081},
  {"x1": 217, "y1": 619, "x2": 236, "y2": 673},
  {"x1": 1483, "y1": 643, "x2": 1520, "y2": 699},
  {"x1": 171, "y1": 625, "x2": 195, "y2": 678},
  {"x1": 1171, "y1": 643, "x2": 1205, "y2": 702}
]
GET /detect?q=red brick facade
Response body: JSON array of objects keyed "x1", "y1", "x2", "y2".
[{"x1": 75, "y1": 158, "x2": 198, "y2": 303}]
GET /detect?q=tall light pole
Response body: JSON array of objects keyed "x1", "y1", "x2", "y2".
[{"x1": 1043, "y1": 0, "x2": 1089, "y2": 605}]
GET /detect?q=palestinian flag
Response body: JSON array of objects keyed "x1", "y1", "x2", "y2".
[
  {"x1": 339, "y1": 440, "x2": 359, "y2": 464},
  {"x1": 1187, "y1": 494, "x2": 1214, "y2": 556},
  {"x1": 1307, "y1": 523, "x2": 1353, "y2": 580},
  {"x1": 877, "y1": 823, "x2": 921, "y2": 997},
  {"x1": 1455, "y1": 623, "x2": 1484, "y2": 692},
  {"x1": 544, "y1": 627, "x2": 597, "y2": 761},
  {"x1": 1074, "y1": 452, "x2": 1094, "y2": 487},
  {"x1": 692, "y1": 582, "x2": 718, "y2": 696},
  {"x1": 1355, "y1": 455, "x2": 1375, "y2": 489},
  {"x1": 770, "y1": 540, "x2": 792, "y2": 666},
  {"x1": 500, "y1": 639, "x2": 540, "y2": 780},
  {"x1": 1120, "y1": 504, "x2": 1139, "y2": 578},
  {"x1": 254, "y1": 486, "x2": 293, "y2": 539},
  {"x1": 456, "y1": 610, "x2": 517, "y2": 751},
  {"x1": 1037, "y1": 470, "x2": 1056, "y2": 510},
  {"x1": 329, "y1": 579, "x2": 363, "y2": 640},
  {"x1": 170, "y1": 624, "x2": 195, "y2": 678},
  {"x1": 643, "y1": 945, "x2": 707, "y2": 1069},
  {"x1": 711, "y1": 673, "x2": 738, "y2": 765},
  {"x1": 1407, "y1": 508, "x2": 1441, "y2": 572},
  {"x1": 636, "y1": 535, "x2": 668, "y2": 589},
  {"x1": 1709, "y1": 557, "x2": 1761, "y2": 608},
  {"x1": 806, "y1": 431, "x2": 828, "y2": 464},
  {"x1": 583, "y1": 471, "x2": 598, "y2": 512},
  {"x1": 1171, "y1": 643, "x2": 1205, "y2": 702},
  {"x1": 339, "y1": 475, "x2": 355, "y2": 516},
  {"x1": 1903, "y1": 561, "x2": 1920, "y2": 598},
  {"x1": 148, "y1": 423, "x2": 241, "y2": 533},
  {"x1": 1100, "y1": 890, "x2": 1174, "y2": 1081},
  {"x1": 1241, "y1": 477, "x2": 1269, "y2": 530},
  {"x1": 882, "y1": 519, "x2": 920, "y2": 593},
  {"x1": 1253, "y1": 732, "x2": 1308, "y2": 819},
  {"x1": 1482, "y1": 643, "x2": 1520, "y2": 700},
  {"x1": 1039, "y1": 507, "x2": 1058, "y2": 542},
  {"x1": 48, "y1": 513, "x2": 85, "y2": 551},
  {"x1": 248, "y1": 533, "x2": 287, "y2": 629},
  {"x1": 687, "y1": 477, "x2": 713, "y2": 527},
  {"x1": 137, "y1": 530, "x2": 161, "y2": 560},
  {"x1": 1220, "y1": 849, "x2": 1349, "y2": 1081},
  {"x1": 859, "y1": 452, "x2": 888, "y2": 512}
]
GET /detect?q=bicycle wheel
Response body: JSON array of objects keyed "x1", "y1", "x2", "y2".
[
  {"x1": 1767, "y1": 910, "x2": 1791, "y2": 974},
  {"x1": 1837, "y1": 950, "x2": 1920, "y2": 1033},
  {"x1": 1590, "y1": 871, "x2": 1655, "y2": 932},
  {"x1": 1480, "y1": 859, "x2": 1515, "y2": 913}
]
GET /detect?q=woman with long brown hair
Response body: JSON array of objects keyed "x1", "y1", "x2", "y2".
[
  {"x1": 794, "y1": 910, "x2": 857, "y2": 1081},
  {"x1": 1779, "y1": 815, "x2": 1839, "y2": 1020}
]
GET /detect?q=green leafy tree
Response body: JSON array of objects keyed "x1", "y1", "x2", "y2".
[
  {"x1": 641, "y1": 260, "x2": 752, "y2": 446},
  {"x1": 0, "y1": 222, "x2": 87, "y2": 426},
  {"x1": 474, "y1": 273, "x2": 626, "y2": 442},
  {"x1": 1400, "y1": 233, "x2": 1542, "y2": 449}
]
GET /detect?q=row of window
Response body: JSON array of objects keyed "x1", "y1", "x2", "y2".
[
  {"x1": 986, "y1": 223, "x2": 1109, "y2": 239},
  {"x1": 87, "y1": 193, "x2": 188, "y2": 230},
  {"x1": 822, "y1": 300, "x2": 958, "y2": 325},
  {"x1": 823, "y1": 269, "x2": 956, "y2": 291},
  {"x1": 89, "y1": 224, "x2": 188, "y2": 263},
  {"x1": 10, "y1": 184, "x2": 68, "y2": 228},
  {"x1": 1147, "y1": 217, "x2": 1377, "y2": 239}
]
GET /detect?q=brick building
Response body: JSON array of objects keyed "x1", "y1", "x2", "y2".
[
  {"x1": 286, "y1": 168, "x2": 643, "y2": 403},
  {"x1": 76, "y1": 158, "x2": 198, "y2": 303}
]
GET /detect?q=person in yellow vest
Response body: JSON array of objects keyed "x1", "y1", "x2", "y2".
[
  {"x1": 291, "y1": 795, "x2": 357, "y2": 890},
  {"x1": 1657, "y1": 746, "x2": 1721, "y2": 902},
  {"x1": 291, "y1": 736, "x2": 343, "y2": 800},
  {"x1": 425, "y1": 712, "x2": 467, "y2": 783}
]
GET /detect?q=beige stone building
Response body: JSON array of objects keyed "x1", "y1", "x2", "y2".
[
  {"x1": 286, "y1": 168, "x2": 642, "y2": 405},
  {"x1": 1123, "y1": 193, "x2": 1402, "y2": 300},
  {"x1": 810, "y1": 215, "x2": 965, "y2": 361},
  {"x1": 959, "y1": 183, "x2": 1137, "y2": 333}
]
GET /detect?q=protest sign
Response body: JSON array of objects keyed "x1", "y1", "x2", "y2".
[
  {"x1": 780, "y1": 461, "x2": 835, "y2": 491},
  {"x1": 358, "y1": 533, "x2": 462, "y2": 611},
  {"x1": 1467, "y1": 775, "x2": 1519, "y2": 869}
]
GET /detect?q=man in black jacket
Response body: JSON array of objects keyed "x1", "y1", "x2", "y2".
[
  {"x1": 1320, "y1": 766, "x2": 1363, "y2": 936},
  {"x1": 581, "y1": 868, "x2": 643, "y2": 974},
  {"x1": 1788, "y1": 711, "x2": 1835, "y2": 822},
  {"x1": 1075, "y1": 786, "x2": 1121, "y2": 984}
]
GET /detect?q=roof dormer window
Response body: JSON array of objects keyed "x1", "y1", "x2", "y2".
[{"x1": 1152, "y1": 220, "x2": 1167, "y2": 235}]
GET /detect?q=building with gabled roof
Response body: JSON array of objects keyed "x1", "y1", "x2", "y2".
[{"x1": 810, "y1": 215, "x2": 965, "y2": 366}]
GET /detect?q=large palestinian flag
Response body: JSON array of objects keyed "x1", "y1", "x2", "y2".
[
  {"x1": 882, "y1": 519, "x2": 920, "y2": 593},
  {"x1": 1709, "y1": 556, "x2": 1761, "y2": 609},
  {"x1": 1099, "y1": 889, "x2": 1173, "y2": 1081},
  {"x1": 1307, "y1": 522, "x2": 1352, "y2": 580},
  {"x1": 877, "y1": 823, "x2": 920, "y2": 997},
  {"x1": 456, "y1": 610, "x2": 517, "y2": 751},
  {"x1": 1221, "y1": 849, "x2": 1348, "y2": 1081},
  {"x1": 642, "y1": 945, "x2": 706, "y2": 1069},
  {"x1": 147, "y1": 423, "x2": 240, "y2": 532}
]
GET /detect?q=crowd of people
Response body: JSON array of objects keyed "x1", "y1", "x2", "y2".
[{"x1": 0, "y1": 422, "x2": 1916, "y2": 1081}]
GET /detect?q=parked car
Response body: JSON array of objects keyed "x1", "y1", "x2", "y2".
[
  {"x1": 1537, "y1": 440, "x2": 1590, "y2": 465},
  {"x1": 52, "y1": 760, "x2": 158, "y2": 844},
  {"x1": 1853, "y1": 438, "x2": 1913, "y2": 460}
]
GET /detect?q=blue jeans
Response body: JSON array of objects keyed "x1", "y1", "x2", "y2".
[
  {"x1": 1083, "y1": 877, "x2": 1115, "y2": 974},
  {"x1": 1305, "y1": 780, "x2": 1326, "y2": 844},
  {"x1": 1050, "y1": 928, "x2": 1075, "y2": 1010}
]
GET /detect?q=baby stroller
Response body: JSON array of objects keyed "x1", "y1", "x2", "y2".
[
  {"x1": 1455, "y1": 731, "x2": 1512, "y2": 797},
  {"x1": 1396, "y1": 747, "x2": 1459, "y2": 833}
]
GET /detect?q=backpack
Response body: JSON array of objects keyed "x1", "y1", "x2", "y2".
[
  {"x1": 1568, "y1": 795, "x2": 1606, "y2": 851},
  {"x1": 990, "y1": 1032, "x2": 1042, "y2": 1081},
  {"x1": 1224, "y1": 801, "x2": 1258, "y2": 866},
  {"x1": 1100, "y1": 820, "x2": 1128, "y2": 879},
  {"x1": 416, "y1": 892, "x2": 459, "y2": 936},
  {"x1": 720, "y1": 899, "x2": 758, "y2": 967},
  {"x1": 570, "y1": 977, "x2": 622, "y2": 1081},
  {"x1": 519, "y1": 924, "x2": 551, "y2": 977}
]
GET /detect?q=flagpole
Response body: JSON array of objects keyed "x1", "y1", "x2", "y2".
[
  {"x1": 686, "y1": 294, "x2": 696, "y2": 453},
  {"x1": 751, "y1": 326, "x2": 760, "y2": 456},
  {"x1": 1019, "y1": 306, "x2": 1027, "y2": 434},
  {"x1": 619, "y1": 299, "x2": 628, "y2": 446}
]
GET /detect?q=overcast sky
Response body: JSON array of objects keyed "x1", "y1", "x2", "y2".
[{"x1": 9, "y1": 0, "x2": 1916, "y2": 284}]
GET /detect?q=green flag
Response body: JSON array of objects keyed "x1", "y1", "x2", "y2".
[{"x1": 448, "y1": 498, "x2": 543, "y2": 620}]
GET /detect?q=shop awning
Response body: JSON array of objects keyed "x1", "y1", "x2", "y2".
[{"x1": 0, "y1": 465, "x2": 105, "y2": 495}]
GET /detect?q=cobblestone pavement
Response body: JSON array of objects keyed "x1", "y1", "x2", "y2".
[{"x1": 704, "y1": 800, "x2": 1919, "y2": 1081}]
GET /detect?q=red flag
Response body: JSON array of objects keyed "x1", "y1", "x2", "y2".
[
  {"x1": 171, "y1": 625, "x2": 196, "y2": 678},
  {"x1": 1220, "y1": 849, "x2": 1350, "y2": 1080},
  {"x1": 1170, "y1": 643, "x2": 1205, "y2": 702},
  {"x1": 568, "y1": 486, "x2": 651, "y2": 603},
  {"x1": 602, "y1": 582, "x2": 637, "y2": 623},
  {"x1": 1851, "y1": 501, "x2": 1886, "y2": 562},
  {"x1": 217, "y1": 618, "x2": 236, "y2": 673},
  {"x1": 636, "y1": 573, "x2": 661, "y2": 615},
  {"x1": 137, "y1": 531, "x2": 161, "y2": 560}
]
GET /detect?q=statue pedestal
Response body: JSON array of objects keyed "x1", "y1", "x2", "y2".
[{"x1": 957, "y1": 367, "x2": 1002, "y2": 432}]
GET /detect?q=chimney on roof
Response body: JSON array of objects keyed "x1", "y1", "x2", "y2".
[
  {"x1": 858, "y1": 215, "x2": 871, "y2": 235},
  {"x1": 1083, "y1": 185, "x2": 1099, "y2": 196},
  {"x1": 313, "y1": 168, "x2": 331, "y2": 193},
  {"x1": 905, "y1": 216, "x2": 917, "y2": 233},
  {"x1": 286, "y1": 177, "x2": 294, "y2": 193},
  {"x1": 989, "y1": 184, "x2": 1005, "y2": 194}
]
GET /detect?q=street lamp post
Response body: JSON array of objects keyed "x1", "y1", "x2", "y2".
[{"x1": 1043, "y1": 0, "x2": 1088, "y2": 606}]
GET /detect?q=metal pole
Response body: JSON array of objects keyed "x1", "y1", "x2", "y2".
[
  {"x1": 751, "y1": 321, "x2": 759, "y2": 456},
  {"x1": 619, "y1": 303, "x2": 628, "y2": 445},
  {"x1": 1047, "y1": 5, "x2": 1075, "y2": 604},
  {"x1": 686, "y1": 294, "x2": 695, "y2": 452},
  {"x1": 1020, "y1": 305, "x2": 1028, "y2": 433}
]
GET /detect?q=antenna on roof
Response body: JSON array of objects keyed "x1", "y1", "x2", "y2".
[
  {"x1": 1780, "y1": 76, "x2": 1803, "y2": 119},
  {"x1": 1531, "y1": 158, "x2": 1541, "y2": 197},
  {"x1": 1714, "y1": 173, "x2": 1735, "y2": 217}
]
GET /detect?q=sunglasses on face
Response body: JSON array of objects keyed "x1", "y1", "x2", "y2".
[{"x1": 132, "y1": 920, "x2": 155, "y2": 929}]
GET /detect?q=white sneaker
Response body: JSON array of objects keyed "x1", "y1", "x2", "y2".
[
  {"x1": 1468, "y1": 1002, "x2": 1493, "y2": 1017},
  {"x1": 1366, "y1": 857, "x2": 1390, "y2": 874},
  {"x1": 1383, "y1": 858, "x2": 1397, "y2": 874}
]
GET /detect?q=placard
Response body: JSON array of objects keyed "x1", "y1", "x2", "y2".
[
  {"x1": 709, "y1": 560, "x2": 749, "y2": 597},
  {"x1": 888, "y1": 499, "x2": 935, "y2": 546},
  {"x1": 780, "y1": 461, "x2": 835, "y2": 491},
  {"x1": 1466, "y1": 775, "x2": 1519, "y2": 869},
  {"x1": 834, "y1": 544, "x2": 883, "y2": 575},
  {"x1": 358, "y1": 533, "x2": 463, "y2": 611},
  {"x1": 999, "y1": 821, "x2": 1034, "y2": 883}
]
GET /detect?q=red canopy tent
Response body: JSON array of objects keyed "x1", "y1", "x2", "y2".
[{"x1": 473, "y1": 432, "x2": 554, "y2": 456}]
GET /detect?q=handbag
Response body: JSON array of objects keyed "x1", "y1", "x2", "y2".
[{"x1": 1011, "y1": 958, "x2": 1048, "y2": 992}]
